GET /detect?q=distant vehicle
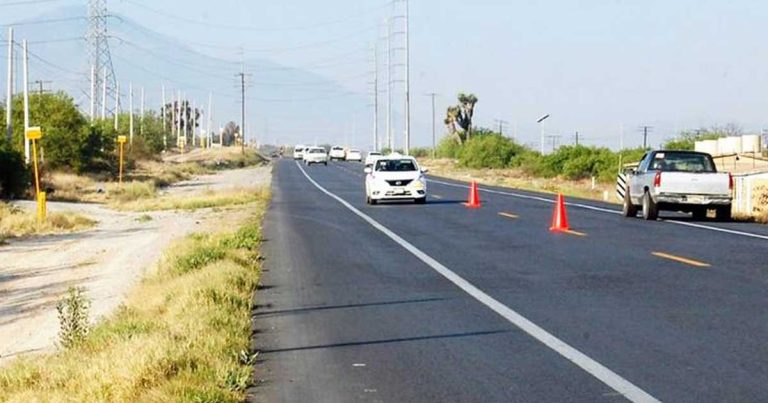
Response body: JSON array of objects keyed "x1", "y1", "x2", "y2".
[
  {"x1": 303, "y1": 146, "x2": 328, "y2": 166},
  {"x1": 622, "y1": 150, "x2": 732, "y2": 221},
  {"x1": 293, "y1": 145, "x2": 307, "y2": 160},
  {"x1": 364, "y1": 155, "x2": 427, "y2": 204},
  {"x1": 329, "y1": 146, "x2": 346, "y2": 161},
  {"x1": 345, "y1": 149, "x2": 363, "y2": 162},
  {"x1": 365, "y1": 151, "x2": 383, "y2": 166}
]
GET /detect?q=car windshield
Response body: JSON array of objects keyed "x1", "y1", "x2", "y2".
[
  {"x1": 650, "y1": 152, "x2": 716, "y2": 173},
  {"x1": 332, "y1": 147, "x2": 343, "y2": 150},
  {"x1": 309, "y1": 149, "x2": 325, "y2": 154},
  {"x1": 375, "y1": 159, "x2": 417, "y2": 172},
  {"x1": 349, "y1": 150, "x2": 360, "y2": 154}
]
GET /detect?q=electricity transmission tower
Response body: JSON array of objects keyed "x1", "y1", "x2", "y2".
[{"x1": 87, "y1": 0, "x2": 117, "y2": 119}]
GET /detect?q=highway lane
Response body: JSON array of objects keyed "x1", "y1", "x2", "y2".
[
  {"x1": 250, "y1": 159, "x2": 617, "y2": 402},
  {"x1": 251, "y1": 159, "x2": 768, "y2": 402}
]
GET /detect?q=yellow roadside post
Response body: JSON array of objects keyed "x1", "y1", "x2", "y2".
[
  {"x1": 26, "y1": 127, "x2": 46, "y2": 223},
  {"x1": 117, "y1": 135, "x2": 127, "y2": 186}
]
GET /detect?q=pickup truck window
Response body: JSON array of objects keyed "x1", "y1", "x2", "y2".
[{"x1": 650, "y1": 152, "x2": 716, "y2": 173}]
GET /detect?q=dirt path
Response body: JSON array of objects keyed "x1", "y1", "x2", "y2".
[{"x1": 0, "y1": 165, "x2": 271, "y2": 365}]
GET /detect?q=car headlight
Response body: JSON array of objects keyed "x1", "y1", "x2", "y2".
[{"x1": 409, "y1": 177, "x2": 426, "y2": 190}]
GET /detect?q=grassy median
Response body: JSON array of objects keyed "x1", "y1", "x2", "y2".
[{"x1": 0, "y1": 192, "x2": 269, "y2": 402}]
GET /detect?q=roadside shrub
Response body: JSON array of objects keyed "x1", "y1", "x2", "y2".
[
  {"x1": 458, "y1": 133, "x2": 523, "y2": 169},
  {"x1": 435, "y1": 137, "x2": 461, "y2": 159},
  {"x1": 0, "y1": 141, "x2": 29, "y2": 198},
  {"x1": 56, "y1": 287, "x2": 91, "y2": 349},
  {"x1": 409, "y1": 147, "x2": 432, "y2": 158}
]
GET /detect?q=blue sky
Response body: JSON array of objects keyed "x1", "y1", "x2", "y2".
[{"x1": 3, "y1": 0, "x2": 768, "y2": 149}]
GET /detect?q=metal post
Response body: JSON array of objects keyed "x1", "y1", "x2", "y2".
[
  {"x1": 386, "y1": 18, "x2": 392, "y2": 152},
  {"x1": 101, "y1": 67, "x2": 107, "y2": 119},
  {"x1": 6, "y1": 27, "x2": 13, "y2": 143},
  {"x1": 90, "y1": 65, "x2": 96, "y2": 121},
  {"x1": 404, "y1": 0, "x2": 410, "y2": 155},
  {"x1": 22, "y1": 40, "x2": 30, "y2": 164},
  {"x1": 129, "y1": 82, "x2": 134, "y2": 144},
  {"x1": 140, "y1": 86, "x2": 144, "y2": 136},
  {"x1": 373, "y1": 43, "x2": 379, "y2": 152},
  {"x1": 114, "y1": 82, "x2": 120, "y2": 131}
]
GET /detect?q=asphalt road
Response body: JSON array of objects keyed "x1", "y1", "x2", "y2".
[{"x1": 249, "y1": 159, "x2": 768, "y2": 403}]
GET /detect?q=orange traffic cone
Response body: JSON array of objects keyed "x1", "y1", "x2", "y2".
[
  {"x1": 549, "y1": 193, "x2": 570, "y2": 231},
  {"x1": 465, "y1": 181, "x2": 482, "y2": 208}
]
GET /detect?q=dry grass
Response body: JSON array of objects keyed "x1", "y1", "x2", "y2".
[
  {"x1": 114, "y1": 188, "x2": 269, "y2": 212},
  {"x1": 420, "y1": 158, "x2": 618, "y2": 203},
  {"x1": 0, "y1": 193, "x2": 269, "y2": 402},
  {"x1": 0, "y1": 203, "x2": 97, "y2": 242},
  {"x1": 47, "y1": 172, "x2": 108, "y2": 203},
  {"x1": 45, "y1": 147, "x2": 267, "y2": 204},
  {"x1": 106, "y1": 181, "x2": 158, "y2": 203}
]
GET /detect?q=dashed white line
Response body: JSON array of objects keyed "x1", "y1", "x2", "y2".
[
  {"x1": 429, "y1": 178, "x2": 768, "y2": 241},
  {"x1": 296, "y1": 162, "x2": 660, "y2": 403}
]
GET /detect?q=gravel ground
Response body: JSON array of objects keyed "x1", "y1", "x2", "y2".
[{"x1": 0, "y1": 165, "x2": 271, "y2": 365}]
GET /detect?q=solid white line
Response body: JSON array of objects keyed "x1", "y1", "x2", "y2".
[
  {"x1": 429, "y1": 179, "x2": 768, "y2": 241},
  {"x1": 295, "y1": 162, "x2": 660, "y2": 403}
]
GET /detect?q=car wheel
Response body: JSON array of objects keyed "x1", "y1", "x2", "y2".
[
  {"x1": 622, "y1": 190, "x2": 637, "y2": 218},
  {"x1": 641, "y1": 191, "x2": 658, "y2": 220},
  {"x1": 324, "y1": 162, "x2": 328, "y2": 166},
  {"x1": 370, "y1": 198, "x2": 378, "y2": 205},
  {"x1": 715, "y1": 206, "x2": 731, "y2": 222},
  {"x1": 691, "y1": 208, "x2": 707, "y2": 220},
  {"x1": 365, "y1": 196, "x2": 371, "y2": 205},
  {"x1": 415, "y1": 197, "x2": 426, "y2": 205}
]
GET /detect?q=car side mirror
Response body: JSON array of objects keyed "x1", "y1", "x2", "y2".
[
  {"x1": 364, "y1": 167, "x2": 372, "y2": 174},
  {"x1": 421, "y1": 168, "x2": 429, "y2": 173}
]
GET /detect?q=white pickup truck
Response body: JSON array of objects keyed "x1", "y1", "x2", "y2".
[{"x1": 621, "y1": 150, "x2": 732, "y2": 221}]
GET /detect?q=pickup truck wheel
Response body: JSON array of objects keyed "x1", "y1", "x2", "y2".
[
  {"x1": 622, "y1": 190, "x2": 637, "y2": 218},
  {"x1": 642, "y1": 191, "x2": 659, "y2": 220},
  {"x1": 715, "y1": 206, "x2": 731, "y2": 222}
]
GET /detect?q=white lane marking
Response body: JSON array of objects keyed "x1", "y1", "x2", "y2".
[
  {"x1": 296, "y1": 162, "x2": 660, "y2": 403},
  {"x1": 429, "y1": 179, "x2": 768, "y2": 241},
  {"x1": 353, "y1": 363, "x2": 366, "y2": 367}
]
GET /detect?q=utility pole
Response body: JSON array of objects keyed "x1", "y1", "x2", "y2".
[
  {"x1": 207, "y1": 92, "x2": 212, "y2": 148},
  {"x1": 494, "y1": 119, "x2": 509, "y2": 136},
  {"x1": 6, "y1": 27, "x2": 13, "y2": 143},
  {"x1": 426, "y1": 93, "x2": 437, "y2": 158},
  {"x1": 404, "y1": 0, "x2": 410, "y2": 155},
  {"x1": 372, "y1": 43, "x2": 379, "y2": 151},
  {"x1": 90, "y1": 65, "x2": 96, "y2": 121},
  {"x1": 575, "y1": 131, "x2": 579, "y2": 145},
  {"x1": 22, "y1": 39, "x2": 30, "y2": 164},
  {"x1": 129, "y1": 82, "x2": 134, "y2": 145},
  {"x1": 639, "y1": 125, "x2": 653, "y2": 149},
  {"x1": 140, "y1": 86, "x2": 145, "y2": 135},
  {"x1": 161, "y1": 85, "x2": 167, "y2": 149},
  {"x1": 101, "y1": 66, "x2": 107, "y2": 119},
  {"x1": 385, "y1": 18, "x2": 392, "y2": 152},
  {"x1": 114, "y1": 82, "x2": 119, "y2": 131},
  {"x1": 237, "y1": 72, "x2": 247, "y2": 154},
  {"x1": 546, "y1": 135, "x2": 561, "y2": 152},
  {"x1": 33, "y1": 80, "x2": 51, "y2": 96}
]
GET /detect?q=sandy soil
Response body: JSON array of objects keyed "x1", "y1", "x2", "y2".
[{"x1": 0, "y1": 165, "x2": 271, "y2": 365}]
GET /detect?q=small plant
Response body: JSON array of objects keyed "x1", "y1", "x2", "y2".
[
  {"x1": 136, "y1": 214, "x2": 153, "y2": 223},
  {"x1": 56, "y1": 287, "x2": 91, "y2": 349}
]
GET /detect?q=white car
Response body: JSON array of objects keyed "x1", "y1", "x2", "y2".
[
  {"x1": 293, "y1": 145, "x2": 307, "y2": 160},
  {"x1": 364, "y1": 151, "x2": 383, "y2": 166},
  {"x1": 346, "y1": 149, "x2": 363, "y2": 162},
  {"x1": 304, "y1": 147, "x2": 328, "y2": 166},
  {"x1": 365, "y1": 155, "x2": 427, "y2": 204},
  {"x1": 329, "y1": 146, "x2": 346, "y2": 161}
]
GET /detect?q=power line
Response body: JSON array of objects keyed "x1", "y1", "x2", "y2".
[{"x1": 121, "y1": 0, "x2": 389, "y2": 32}]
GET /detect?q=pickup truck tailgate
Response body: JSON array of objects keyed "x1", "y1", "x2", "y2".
[{"x1": 658, "y1": 172, "x2": 730, "y2": 195}]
